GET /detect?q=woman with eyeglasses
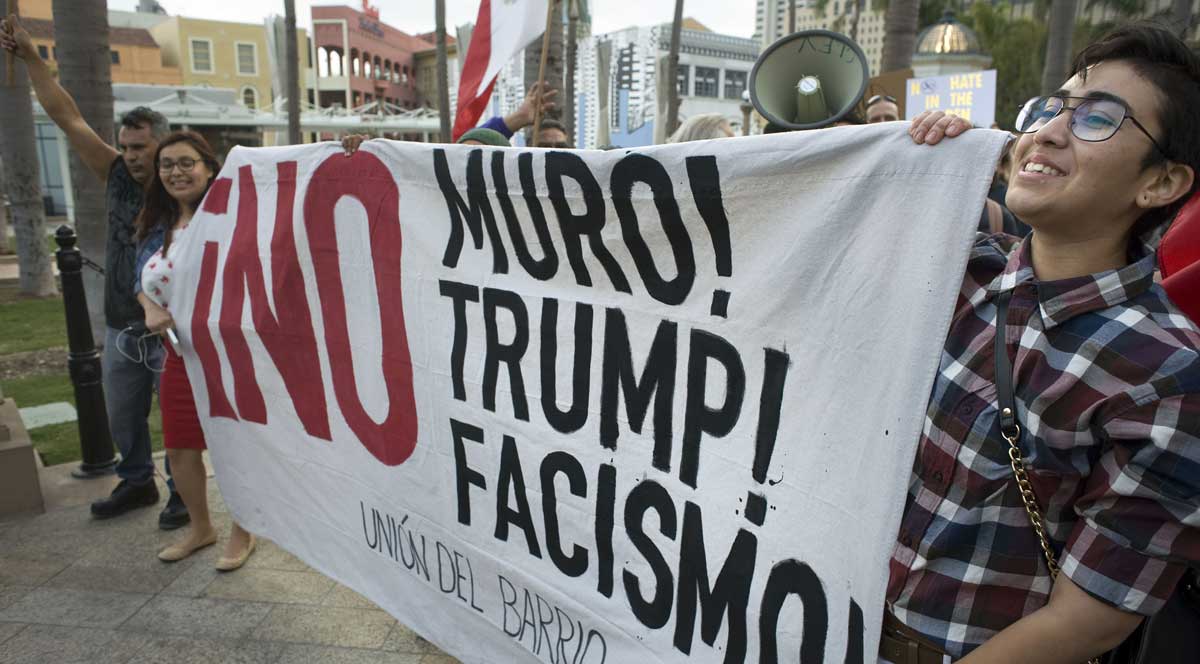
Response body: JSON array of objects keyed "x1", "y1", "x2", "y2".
[
  {"x1": 133, "y1": 131, "x2": 256, "y2": 571},
  {"x1": 879, "y1": 25, "x2": 1200, "y2": 664}
]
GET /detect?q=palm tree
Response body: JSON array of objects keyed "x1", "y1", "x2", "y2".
[
  {"x1": 284, "y1": 0, "x2": 301, "y2": 144},
  {"x1": 881, "y1": 0, "x2": 920, "y2": 72},
  {"x1": 1040, "y1": 0, "x2": 1077, "y2": 94},
  {"x1": 436, "y1": 0, "x2": 451, "y2": 140},
  {"x1": 664, "y1": 0, "x2": 684, "y2": 137},
  {"x1": 0, "y1": 158, "x2": 11, "y2": 256},
  {"x1": 52, "y1": 0, "x2": 109, "y2": 332},
  {"x1": 0, "y1": 42, "x2": 56, "y2": 296}
]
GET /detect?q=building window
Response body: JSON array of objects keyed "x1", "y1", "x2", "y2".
[
  {"x1": 724, "y1": 70, "x2": 747, "y2": 100},
  {"x1": 694, "y1": 66, "x2": 718, "y2": 98},
  {"x1": 190, "y1": 39, "x2": 213, "y2": 73},
  {"x1": 676, "y1": 64, "x2": 690, "y2": 97},
  {"x1": 37, "y1": 44, "x2": 48, "y2": 59},
  {"x1": 242, "y1": 87, "x2": 258, "y2": 108},
  {"x1": 236, "y1": 42, "x2": 258, "y2": 76},
  {"x1": 110, "y1": 50, "x2": 120, "y2": 65}
]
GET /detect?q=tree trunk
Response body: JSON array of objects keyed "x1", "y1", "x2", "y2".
[
  {"x1": 1040, "y1": 0, "x2": 1077, "y2": 94},
  {"x1": 0, "y1": 49, "x2": 56, "y2": 296},
  {"x1": 665, "y1": 0, "x2": 684, "y2": 138},
  {"x1": 851, "y1": 0, "x2": 863, "y2": 42},
  {"x1": 565, "y1": 0, "x2": 578, "y2": 141},
  {"x1": 788, "y1": 0, "x2": 796, "y2": 34},
  {"x1": 0, "y1": 158, "x2": 11, "y2": 256},
  {"x1": 284, "y1": 0, "x2": 302, "y2": 144},
  {"x1": 52, "y1": 0, "x2": 108, "y2": 333},
  {"x1": 1171, "y1": 0, "x2": 1192, "y2": 41},
  {"x1": 881, "y1": 0, "x2": 920, "y2": 73},
  {"x1": 435, "y1": 0, "x2": 452, "y2": 140}
]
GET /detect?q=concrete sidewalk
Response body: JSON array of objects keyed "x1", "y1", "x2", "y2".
[{"x1": 0, "y1": 464, "x2": 460, "y2": 664}]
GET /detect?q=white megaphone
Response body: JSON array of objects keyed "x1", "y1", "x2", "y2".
[{"x1": 749, "y1": 30, "x2": 870, "y2": 130}]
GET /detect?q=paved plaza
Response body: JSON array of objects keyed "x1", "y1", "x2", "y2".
[{"x1": 0, "y1": 459, "x2": 461, "y2": 664}]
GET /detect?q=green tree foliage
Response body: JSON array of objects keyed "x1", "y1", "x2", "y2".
[{"x1": 963, "y1": 1, "x2": 1047, "y2": 129}]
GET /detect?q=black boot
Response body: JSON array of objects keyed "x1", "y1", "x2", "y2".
[
  {"x1": 91, "y1": 480, "x2": 160, "y2": 519},
  {"x1": 158, "y1": 491, "x2": 190, "y2": 530}
]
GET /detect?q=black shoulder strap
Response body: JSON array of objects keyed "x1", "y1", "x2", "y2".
[{"x1": 994, "y1": 290, "x2": 1020, "y2": 440}]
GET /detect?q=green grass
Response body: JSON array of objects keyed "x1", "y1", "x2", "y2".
[
  {"x1": 0, "y1": 288, "x2": 66, "y2": 355},
  {"x1": 1, "y1": 368, "x2": 164, "y2": 467}
]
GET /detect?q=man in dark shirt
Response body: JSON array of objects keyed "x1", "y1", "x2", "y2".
[{"x1": 2, "y1": 15, "x2": 187, "y2": 528}]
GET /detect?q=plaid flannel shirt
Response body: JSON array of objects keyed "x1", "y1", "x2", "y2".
[{"x1": 886, "y1": 234, "x2": 1200, "y2": 659}]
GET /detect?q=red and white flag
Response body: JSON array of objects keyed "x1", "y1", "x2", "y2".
[{"x1": 453, "y1": 0, "x2": 549, "y2": 140}]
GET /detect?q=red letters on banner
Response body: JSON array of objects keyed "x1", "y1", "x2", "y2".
[{"x1": 192, "y1": 154, "x2": 419, "y2": 466}]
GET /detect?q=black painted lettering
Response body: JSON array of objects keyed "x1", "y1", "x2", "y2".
[
  {"x1": 499, "y1": 575, "x2": 522, "y2": 637},
  {"x1": 681, "y1": 329, "x2": 746, "y2": 487},
  {"x1": 541, "y1": 451, "x2": 589, "y2": 577},
  {"x1": 436, "y1": 541, "x2": 457, "y2": 593},
  {"x1": 673, "y1": 501, "x2": 756, "y2": 663},
  {"x1": 622, "y1": 480, "x2": 677, "y2": 629},
  {"x1": 495, "y1": 435, "x2": 542, "y2": 557},
  {"x1": 684, "y1": 156, "x2": 733, "y2": 279},
  {"x1": 434, "y1": 148, "x2": 508, "y2": 272},
  {"x1": 541, "y1": 298, "x2": 593, "y2": 433},
  {"x1": 491, "y1": 151, "x2": 558, "y2": 280},
  {"x1": 595, "y1": 463, "x2": 616, "y2": 598},
  {"x1": 482, "y1": 287, "x2": 530, "y2": 421},
  {"x1": 438, "y1": 280, "x2": 480, "y2": 401},
  {"x1": 759, "y1": 559, "x2": 828, "y2": 664},
  {"x1": 600, "y1": 310, "x2": 677, "y2": 470},
  {"x1": 610, "y1": 154, "x2": 696, "y2": 305},
  {"x1": 544, "y1": 151, "x2": 630, "y2": 292},
  {"x1": 450, "y1": 419, "x2": 487, "y2": 526}
]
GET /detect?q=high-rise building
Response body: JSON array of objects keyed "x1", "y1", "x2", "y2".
[
  {"x1": 577, "y1": 19, "x2": 758, "y2": 148},
  {"x1": 794, "y1": 1, "x2": 885, "y2": 75},
  {"x1": 755, "y1": 0, "x2": 816, "y2": 47}
]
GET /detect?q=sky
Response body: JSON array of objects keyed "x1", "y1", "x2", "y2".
[{"x1": 106, "y1": 1, "x2": 758, "y2": 39}]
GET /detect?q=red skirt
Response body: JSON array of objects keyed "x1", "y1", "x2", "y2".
[{"x1": 161, "y1": 344, "x2": 207, "y2": 450}]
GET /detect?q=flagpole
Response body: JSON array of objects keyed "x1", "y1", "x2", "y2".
[
  {"x1": 435, "y1": 0, "x2": 451, "y2": 140},
  {"x1": 530, "y1": 0, "x2": 556, "y2": 146}
]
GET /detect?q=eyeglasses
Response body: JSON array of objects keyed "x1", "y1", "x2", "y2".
[
  {"x1": 536, "y1": 142, "x2": 572, "y2": 149},
  {"x1": 865, "y1": 94, "x2": 896, "y2": 108},
  {"x1": 159, "y1": 157, "x2": 198, "y2": 174},
  {"x1": 1015, "y1": 95, "x2": 1168, "y2": 158}
]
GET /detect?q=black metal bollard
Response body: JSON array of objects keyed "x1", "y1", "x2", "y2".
[{"x1": 54, "y1": 225, "x2": 116, "y2": 478}]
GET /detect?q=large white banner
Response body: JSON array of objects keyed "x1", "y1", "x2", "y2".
[{"x1": 171, "y1": 126, "x2": 1007, "y2": 664}]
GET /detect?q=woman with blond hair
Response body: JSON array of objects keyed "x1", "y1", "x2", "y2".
[{"x1": 667, "y1": 113, "x2": 735, "y2": 143}]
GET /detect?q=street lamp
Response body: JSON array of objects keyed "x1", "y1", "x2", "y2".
[{"x1": 740, "y1": 89, "x2": 754, "y2": 137}]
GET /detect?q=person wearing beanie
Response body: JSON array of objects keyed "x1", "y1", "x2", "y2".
[{"x1": 457, "y1": 128, "x2": 511, "y2": 147}]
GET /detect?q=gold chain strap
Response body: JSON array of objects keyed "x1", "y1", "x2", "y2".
[{"x1": 1001, "y1": 409, "x2": 1101, "y2": 664}]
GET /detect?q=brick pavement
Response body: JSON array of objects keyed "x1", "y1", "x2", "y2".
[{"x1": 0, "y1": 470, "x2": 461, "y2": 664}]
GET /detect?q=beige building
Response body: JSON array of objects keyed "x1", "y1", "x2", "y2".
[
  {"x1": 18, "y1": 0, "x2": 182, "y2": 85},
  {"x1": 793, "y1": 3, "x2": 887, "y2": 76},
  {"x1": 151, "y1": 16, "x2": 309, "y2": 111}
]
